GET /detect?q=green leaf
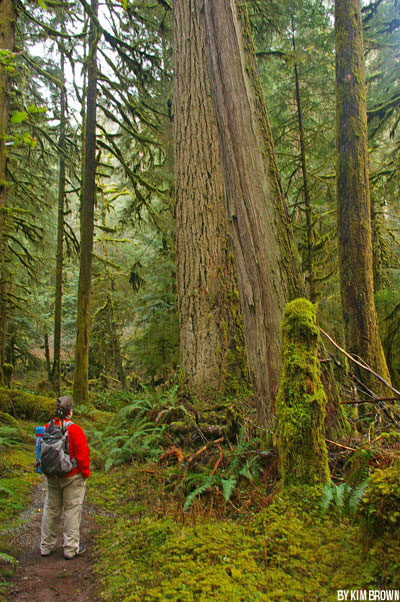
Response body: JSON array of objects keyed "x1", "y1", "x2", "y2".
[
  {"x1": 11, "y1": 111, "x2": 28, "y2": 124},
  {"x1": 27, "y1": 104, "x2": 47, "y2": 114},
  {"x1": 221, "y1": 475, "x2": 237, "y2": 501}
]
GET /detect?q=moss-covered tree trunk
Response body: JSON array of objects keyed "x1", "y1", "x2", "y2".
[
  {"x1": 335, "y1": 0, "x2": 391, "y2": 394},
  {"x1": 0, "y1": 0, "x2": 16, "y2": 380},
  {"x1": 73, "y1": 0, "x2": 98, "y2": 404},
  {"x1": 52, "y1": 44, "x2": 66, "y2": 396},
  {"x1": 202, "y1": 0, "x2": 303, "y2": 426},
  {"x1": 174, "y1": 0, "x2": 248, "y2": 402},
  {"x1": 276, "y1": 299, "x2": 330, "y2": 486}
]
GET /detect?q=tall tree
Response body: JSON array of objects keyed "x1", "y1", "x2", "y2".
[
  {"x1": 173, "y1": 0, "x2": 247, "y2": 402},
  {"x1": 202, "y1": 0, "x2": 303, "y2": 426},
  {"x1": 52, "y1": 35, "x2": 66, "y2": 396},
  {"x1": 73, "y1": 0, "x2": 98, "y2": 404},
  {"x1": 335, "y1": 0, "x2": 391, "y2": 393},
  {"x1": 0, "y1": 0, "x2": 17, "y2": 379}
]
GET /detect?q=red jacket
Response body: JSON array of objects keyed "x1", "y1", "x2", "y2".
[{"x1": 45, "y1": 417, "x2": 90, "y2": 479}]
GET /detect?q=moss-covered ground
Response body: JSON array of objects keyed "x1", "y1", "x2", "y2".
[
  {"x1": 88, "y1": 465, "x2": 399, "y2": 602},
  {"x1": 1, "y1": 390, "x2": 399, "y2": 602}
]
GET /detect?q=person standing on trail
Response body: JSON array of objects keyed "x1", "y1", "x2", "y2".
[{"x1": 40, "y1": 395, "x2": 90, "y2": 560}]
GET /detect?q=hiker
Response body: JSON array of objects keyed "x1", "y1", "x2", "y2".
[{"x1": 39, "y1": 395, "x2": 90, "y2": 559}]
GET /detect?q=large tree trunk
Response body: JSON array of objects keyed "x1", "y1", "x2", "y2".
[
  {"x1": 73, "y1": 0, "x2": 98, "y2": 404},
  {"x1": 174, "y1": 0, "x2": 248, "y2": 402},
  {"x1": 0, "y1": 0, "x2": 16, "y2": 380},
  {"x1": 335, "y1": 0, "x2": 390, "y2": 395},
  {"x1": 202, "y1": 0, "x2": 303, "y2": 426},
  {"x1": 52, "y1": 45, "x2": 66, "y2": 396}
]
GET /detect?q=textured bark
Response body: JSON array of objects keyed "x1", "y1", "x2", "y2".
[
  {"x1": 100, "y1": 188, "x2": 126, "y2": 389},
  {"x1": 0, "y1": 0, "x2": 16, "y2": 376},
  {"x1": 202, "y1": 0, "x2": 303, "y2": 425},
  {"x1": 52, "y1": 47, "x2": 66, "y2": 396},
  {"x1": 335, "y1": 0, "x2": 390, "y2": 394},
  {"x1": 73, "y1": 0, "x2": 98, "y2": 404},
  {"x1": 292, "y1": 21, "x2": 315, "y2": 301},
  {"x1": 44, "y1": 331, "x2": 51, "y2": 380},
  {"x1": 174, "y1": 0, "x2": 248, "y2": 401}
]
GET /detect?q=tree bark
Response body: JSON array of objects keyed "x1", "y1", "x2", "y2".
[
  {"x1": 174, "y1": 0, "x2": 248, "y2": 402},
  {"x1": 202, "y1": 0, "x2": 303, "y2": 426},
  {"x1": 291, "y1": 20, "x2": 315, "y2": 301},
  {"x1": 52, "y1": 44, "x2": 66, "y2": 396},
  {"x1": 0, "y1": 0, "x2": 16, "y2": 380},
  {"x1": 44, "y1": 331, "x2": 51, "y2": 381},
  {"x1": 73, "y1": 0, "x2": 98, "y2": 404},
  {"x1": 335, "y1": 0, "x2": 390, "y2": 394}
]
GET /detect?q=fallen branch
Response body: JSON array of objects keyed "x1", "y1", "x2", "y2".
[
  {"x1": 209, "y1": 445, "x2": 223, "y2": 476},
  {"x1": 319, "y1": 327, "x2": 400, "y2": 397},
  {"x1": 325, "y1": 438, "x2": 356, "y2": 452},
  {"x1": 340, "y1": 397, "x2": 400, "y2": 405}
]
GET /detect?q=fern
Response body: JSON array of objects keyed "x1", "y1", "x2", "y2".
[
  {"x1": 321, "y1": 482, "x2": 334, "y2": 513},
  {"x1": 221, "y1": 476, "x2": 237, "y2": 501},
  {"x1": 183, "y1": 476, "x2": 216, "y2": 512},
  {"x1": 0, "y1": 552, "x2": 18, "y2": 574},
  {"x1": 348, "y1": 479, "x2": 369, "y2": 515},
  {"x1": 321, "y1": 479, "x2": 369, "y2": 517}
]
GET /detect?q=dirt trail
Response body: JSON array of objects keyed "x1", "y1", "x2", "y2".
[{"x1": 8, "y1": 479, "x2": 98, "y2": 602}]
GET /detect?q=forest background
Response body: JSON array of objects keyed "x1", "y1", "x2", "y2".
[{"x1": 0, "y1": 0, "x2": 400, "y2": 598}]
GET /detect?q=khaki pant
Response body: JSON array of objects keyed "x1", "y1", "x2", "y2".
[{"x1": 40, "y1": 472, "x2": 87, "y2": 558}]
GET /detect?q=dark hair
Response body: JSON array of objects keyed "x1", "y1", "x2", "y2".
[{"x1": 55, "y1": 396, "x2": 73, "y2": 419}]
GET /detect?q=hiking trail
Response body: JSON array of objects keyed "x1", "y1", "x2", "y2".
[{"x1": 8, "y1": 479, "x2": 97, "y2": 601}]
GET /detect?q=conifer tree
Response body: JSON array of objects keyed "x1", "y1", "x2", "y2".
[{"x1": 335, "y1": 0, "x2": 391, "y2": 394}]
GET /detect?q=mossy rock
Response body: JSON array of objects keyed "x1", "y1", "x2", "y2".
[
  {"x1": 0, "y1": 388, "x2": 54, "y2": 422},
  {"x1": 359, "y1": 464, "x2": 400, "y2": 536}
]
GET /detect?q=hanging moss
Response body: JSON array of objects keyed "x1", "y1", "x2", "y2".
[{"x1": 276, "y1": 298, "x2": 330, "y2": 486}]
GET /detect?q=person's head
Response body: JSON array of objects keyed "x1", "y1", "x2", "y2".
[{"x1": 55, "y1": 396, "x2": 73, "y2": 420}]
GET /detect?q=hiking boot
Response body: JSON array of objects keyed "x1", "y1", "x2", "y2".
[
  {"x1": 40, "y1": 547, "x2": 56, "y2": 557},
  {"x1": 64, "y1": 544, "x2": 86, "y2": 560}
]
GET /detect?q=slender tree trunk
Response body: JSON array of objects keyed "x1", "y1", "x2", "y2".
[
  {"x1": 335, "y1": 0, "x2": 390, "y2": 394},
  {"x1": 107, "y1": 293, "x2": 126, "y2": 388},
  {"x1": 52, "y1": 45, "x2": 66, "y2": 396},
  {"x1": 174, "y1": 0, "x2": 248, "y2": 402},
  {"x1": 99, "y1": 186, "x2": 126, "y2": 389},
  {"x1": 44, "y1": 331, "x2": 51, "y2": 380},
  {"x1": 371, "y1": 198, "x2": 384, "y2": 292},
  {"x1": 0, "y1": 0, "x2": 16, "y2": 380},
  {"x1": 73, "y1": 0, "x2": 98, "y2": 404},
  {"x1": 292, "y1": 20, "x2": 315, "y2": 301},
  {"x1": 202, "y1": 0, "x2": 303, "y2": 426}
]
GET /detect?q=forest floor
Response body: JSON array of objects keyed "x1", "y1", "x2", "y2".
[
  {"x1": 1, "y1": 392, "x2": 400, "y2": 602},
  {"x1": 7, "y1": 480, "x2": 97, "y2": 602}
]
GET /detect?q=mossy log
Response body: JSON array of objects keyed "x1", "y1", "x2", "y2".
[
  {"x1": 276, "y1": 299, "x2": 330, "y2": 486},
  {"x1": 0, "y1": 388, "x2": 54, "y2": 421}
]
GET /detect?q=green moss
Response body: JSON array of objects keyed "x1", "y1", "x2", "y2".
[
  {"x1": 276, "y1": 299, "x2": 330, "y2": 486},
  {"x1": 0, "y1": 387, "x2": 54, "y2": 421},
  {"x1": 359, "y1": 464, "x2": 400, "y2": 536},
  {"x1": 93, "y1": 482, "x2": 381, "y2": 602}
]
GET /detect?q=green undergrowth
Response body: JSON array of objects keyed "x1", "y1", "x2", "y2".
[
  {"x1": 90, "y1": 466, "x2": 399, "y2": 602},
  {"x1": 0, "y1": 414, "x2": 41, "y2": 598}
]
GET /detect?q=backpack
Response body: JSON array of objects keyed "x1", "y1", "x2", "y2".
[{"x1": 38, "y1": 419, "x2": 78, "y2": 477}]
